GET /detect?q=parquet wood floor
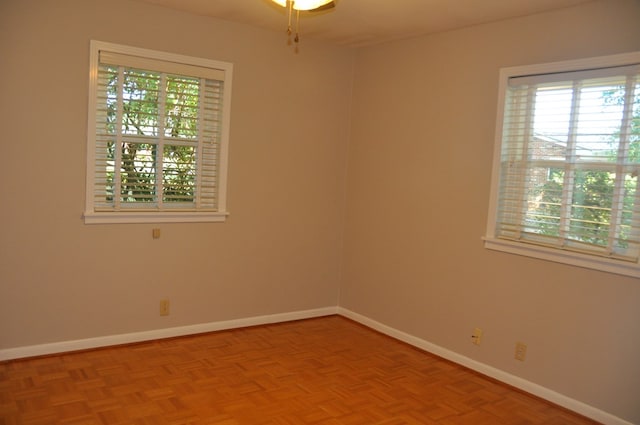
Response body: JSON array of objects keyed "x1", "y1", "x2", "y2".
[{"x1": 0, "y1": 316, "x2": 600, "y2": 424}]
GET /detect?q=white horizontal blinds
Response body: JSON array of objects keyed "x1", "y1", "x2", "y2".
[
  {"x1": 198, "y1": 79, "x2": 224, "y2": 209},
  {"x1": 496, "y1": 65, "x2": 640, "y2": 262},
  {"x1": 93, "y1": 49, "x2": 225, "y2": 212},
  {"x1": 497, "y1": 85, "x2": 537, "y2": 241}
]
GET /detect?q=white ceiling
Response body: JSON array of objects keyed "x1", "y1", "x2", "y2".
[{"x1": 134, "y1": 0, "x2": 597, "y2": 47}]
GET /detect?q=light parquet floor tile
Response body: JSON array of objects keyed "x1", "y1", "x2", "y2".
[{"x1": 0, "y1": 316, "x2": 600, "y2": 424}]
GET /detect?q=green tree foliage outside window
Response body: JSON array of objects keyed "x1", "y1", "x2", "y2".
[{"x1": 103, "y1": 66, "x2": 200, "y2": 205}]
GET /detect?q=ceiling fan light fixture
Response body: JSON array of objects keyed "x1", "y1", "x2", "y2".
[{"x1": 271, "y1": 0, "x2": 333, "y2": 11}]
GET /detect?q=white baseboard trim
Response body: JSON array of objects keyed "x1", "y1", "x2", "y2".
[
  {"x1": 0, "y1": 306, "x2": 338, "y2": 362},
  {"x1": 337, "y1": 307, "x2": 633, "y2": 425}
]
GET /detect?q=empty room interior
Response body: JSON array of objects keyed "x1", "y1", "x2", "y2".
[{"x1": 1, "y1": 0, "x2": 640, "y2": 424}]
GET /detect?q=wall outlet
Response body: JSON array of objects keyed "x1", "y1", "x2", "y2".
[
  {"x1": 515, "y1": 342, "x2": 527, "y2": 361},
  {"x1": 471, "y1": 327, "x2": 483, "y2": 345},
  {"x1": 160, "y1": 299, "x2": 170, "y2": 316}
]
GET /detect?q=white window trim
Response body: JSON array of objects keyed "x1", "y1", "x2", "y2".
[
  {"x1": 84, "y1": 40, "x2": 233, "y2": 224},
  {"x1": 484, "y1": 51, "x2": 640, "y2": 278}
]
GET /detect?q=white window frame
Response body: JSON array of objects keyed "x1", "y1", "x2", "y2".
[
  {"x1": 84, "y1": 40, "x2": 233, "y2": 224},
  {"x1": 484, "y1": 51, "x2": 640, "y2": 278}
]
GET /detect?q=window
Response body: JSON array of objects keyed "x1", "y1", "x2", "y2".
[
  {"x1": 84, "y1": 41, "x2": 233, "y2": 224},
  {"x1": 485, "y1": 52, "x2": 640, "y2": 277}
]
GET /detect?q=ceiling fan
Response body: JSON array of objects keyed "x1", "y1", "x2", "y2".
[{"x1": 270, "y1": 0, "x2": 337, "y2": 48}]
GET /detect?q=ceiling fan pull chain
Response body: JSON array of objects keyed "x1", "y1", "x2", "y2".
[
  {"x1": 287, "y1": 0, "x2": 293, "y2": 36},
  {"x1": 295, "y1": 9, "x2": 300, "y2": 44}
]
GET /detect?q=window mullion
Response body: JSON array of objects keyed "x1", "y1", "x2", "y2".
[
  {"x1": 156, "y1": 73, "x2": 167, "y2": 210},
  {"x1": 558, "y1": 81, "x2": 582, "y2": 246},
  {"x1": 114, "y1": 67, "x2": 124, "y2": 211},
  {"x1": 195, "y1": 79, "x2": 205, "y2": 209}
]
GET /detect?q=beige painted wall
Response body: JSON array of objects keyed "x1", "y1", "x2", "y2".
[
  {"x1": 341, "y1": 0, "x2": 640, "y2": 423},
  {"x1": 2, "y1": 0, "x2": 640, "y2": 423},
  {"x1": 0, "y1": 0, "x2": 352, "y2": 344}
]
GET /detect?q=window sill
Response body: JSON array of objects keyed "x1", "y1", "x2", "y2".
[
  {"x1": 483, "y1": 237, "x2": 640, "y2": 278},
  {"x1": 83, "y1": 211, "x2": 229, "y2": 224}
]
